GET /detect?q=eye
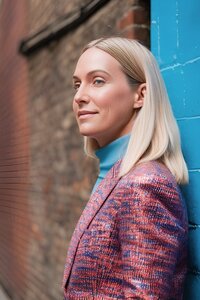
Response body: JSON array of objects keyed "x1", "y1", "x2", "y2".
[
  {"x1": 73, "y1": 82, "x2": 81, "y2": 90},
  {"x1": 93, "y1": 78, "x2": 105, "y2": 86}
]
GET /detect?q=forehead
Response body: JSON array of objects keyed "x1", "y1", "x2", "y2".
[{"x1": 74, "y1": 47, "x2": 122, "y2": 75}]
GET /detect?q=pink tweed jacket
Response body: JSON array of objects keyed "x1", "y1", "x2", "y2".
[{"x1": 63, "y1": 160, "x2": 188, "y2": 299}]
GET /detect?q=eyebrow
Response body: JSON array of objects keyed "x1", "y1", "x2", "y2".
[{"x1": 73, "y1": 69, "x2": 111, "y2": 80}]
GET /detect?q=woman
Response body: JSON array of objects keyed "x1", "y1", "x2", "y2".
[{"x1": 63, "y1": 37, "x2": 188, "y2": 299}]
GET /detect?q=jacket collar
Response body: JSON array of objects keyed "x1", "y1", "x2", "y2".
[{"x1": 63, "y1": 160, "x2": 121, "y2": 289}]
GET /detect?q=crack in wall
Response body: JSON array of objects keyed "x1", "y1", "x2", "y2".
[{"x1": 161, "y1": 56, "x2": 200, "y2": 72}]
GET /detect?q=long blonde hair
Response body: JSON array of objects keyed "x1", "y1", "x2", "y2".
[{"x1": 82, "y1": 37, "x2": 188, "y2": 184}]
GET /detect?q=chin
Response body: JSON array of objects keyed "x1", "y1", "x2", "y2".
[
  {"x1": 79, "y1": 130, "x2": 92, "y2": 137},
  {"x1": 79, "y1": 127, "x2": 97, "y2": 138}
]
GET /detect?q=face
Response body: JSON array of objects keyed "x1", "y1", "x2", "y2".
[{"x1": 72, "y1": 47, "x2": 140, "y2": 147}]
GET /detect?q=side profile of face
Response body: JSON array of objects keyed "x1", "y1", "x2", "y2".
[{"x1": 72, "y1": 47, "x2": 144, "y2": 147}]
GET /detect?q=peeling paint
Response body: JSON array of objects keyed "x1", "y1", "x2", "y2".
[
  {"x1": 188, "y1": 169, "x2": 200, "y2": 173},
  {"x1": 176, "y1": 1, "x2": 179, "y2": 48},
  {"x1": 189, "y1": 223, "x2": 200, "y2": 229},
  {"x1": 161, "y1": 56, "x2": 200, "y2": 72},
  {"x1": 157, "y1": 17, "x2": 161, "y2": 61},
  {"x1": 177, "y1": 115, "x2": 200, "y2": 121}
]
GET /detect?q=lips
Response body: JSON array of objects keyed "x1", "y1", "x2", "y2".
[{"x1": 77, "y1": 110, "x2": 98, "y2": 119}]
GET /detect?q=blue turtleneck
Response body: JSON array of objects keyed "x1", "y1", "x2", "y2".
[{"x1": 92, "y1": 134, "x2": 130, "y2": 194}]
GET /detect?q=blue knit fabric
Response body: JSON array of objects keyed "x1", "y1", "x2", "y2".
[{"x1": 92, "y1": 134, "x2": 130, "y2": 194}]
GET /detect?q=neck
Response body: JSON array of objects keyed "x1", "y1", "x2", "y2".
[
  {"x1": 92, "y1": 134, "x2": 130, "y2": 194},
  {"x1": 95, "y1": 130, "x2": 132, "y2": 148}
]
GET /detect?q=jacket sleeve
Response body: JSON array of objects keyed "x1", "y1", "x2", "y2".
[{"x1": 117, "y1": 173, "x2": 187, "y2": 299}]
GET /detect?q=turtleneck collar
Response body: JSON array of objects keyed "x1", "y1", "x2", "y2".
[{"x1": 92, "y1": 134, "x2": 130, "y2": 194}]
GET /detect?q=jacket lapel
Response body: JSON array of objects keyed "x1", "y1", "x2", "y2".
[{"x1": 63, "y1": 160, "x2": 121, "y2": 289}]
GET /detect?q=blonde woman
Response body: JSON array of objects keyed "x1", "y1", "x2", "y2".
[{"x1": 63, "y1": 37, "x2": 188, "y2": 299}]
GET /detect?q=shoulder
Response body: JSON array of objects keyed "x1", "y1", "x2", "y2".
[
  {"x1": 116, "y1": 161, "x2": 185, "y2": 219},
  {"x1": 121, "y1": 160, "x2": 177, "y2": 187},
  {"x1": 116, "y1": 160, "x2": 181, "y2": 203}
]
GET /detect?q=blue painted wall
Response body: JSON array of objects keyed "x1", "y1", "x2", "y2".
[{"x1": 151, "y1": 1, "x2": 200, "y2": 299}]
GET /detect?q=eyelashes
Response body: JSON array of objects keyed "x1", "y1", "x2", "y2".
[
  {"x1": 73, "y1": 82, "x2": 81, "y2": 90},
  {"x1": 93, "y1": 79, "x2": 105, "y2": 86},
  {"x1": 73, "y1": 78, "x2": 106, "y2": 90}
]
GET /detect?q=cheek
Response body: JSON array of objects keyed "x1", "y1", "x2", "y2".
[
  {"x1": 100, "y1": 89, "x2": 132, "y2": 112},
  {"x1": 110, "y1": 95, "x2": 133, "y2": 122},
  {"x1": 94, "y1": 89, "x2": 118, "y2": 109}
]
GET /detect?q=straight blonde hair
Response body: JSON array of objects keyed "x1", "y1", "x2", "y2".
[{"x1": 82, "y1": 37, "x2": 188, "y2": 184}]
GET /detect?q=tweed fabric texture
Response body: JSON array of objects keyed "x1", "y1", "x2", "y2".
[{"x1": 63, "y1": 160, "x2": 188, "y2": 299}]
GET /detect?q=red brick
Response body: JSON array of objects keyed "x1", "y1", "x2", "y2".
[
  {"x1": 0, "y1": 1, "x2": 30, "y2": 299},
  {"x1": 121, "y1": 25, "x2": 150, "y2": 45},
  {"x1": 117, "y1": 7, "x2": 149, "y2": 30}
]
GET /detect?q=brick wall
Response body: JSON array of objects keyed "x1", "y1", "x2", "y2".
[
  {"x1": 0, "y1": 1, "x2": 30, "y2": 299},
  {"x1": 0, "y1": 0, "x2": 150, "y2": 299}
]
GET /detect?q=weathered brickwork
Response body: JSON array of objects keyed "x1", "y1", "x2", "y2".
[
  {"x1": 0, "y1": 1, "x2": 30, "y2": 299},
  {"x1": 0, "y1": 0, "x2": 150, "y2": 299}
]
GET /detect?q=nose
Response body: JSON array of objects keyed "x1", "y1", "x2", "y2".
[{"x1": 74, "y1": 86, "x2": 90, "y2": 105}]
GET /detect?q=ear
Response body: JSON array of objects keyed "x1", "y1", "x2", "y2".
[{"x1": 133, "y1": 83, "x2": 146, "y2": 108}]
